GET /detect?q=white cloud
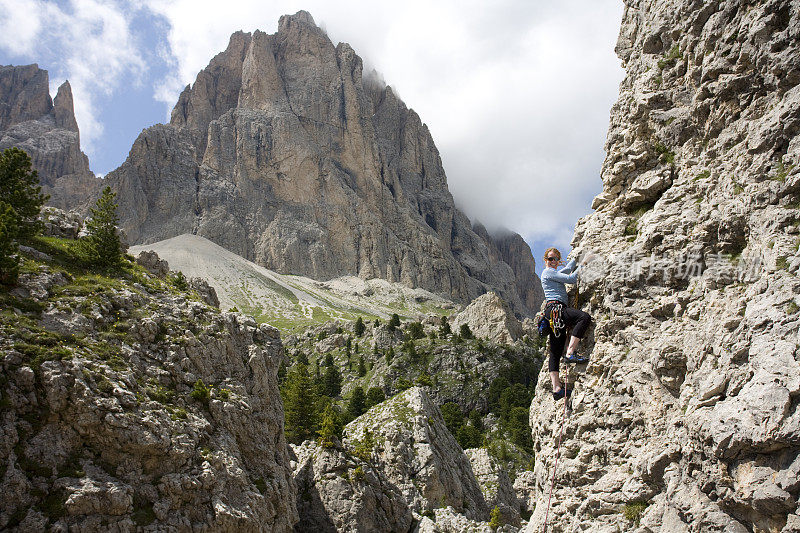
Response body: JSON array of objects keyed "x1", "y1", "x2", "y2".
[
  {"x1": 0, "y1": 0, "x2": 43, "y2": 56},
  {"x1": 0, "y1": 0, "x2": 145, "y2": 153}
]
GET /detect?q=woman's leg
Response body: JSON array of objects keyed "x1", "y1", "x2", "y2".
[
  {"x1": 548, "y1": 330, "x2": 567, "y2": 390},
  {"x1": 562, "y1": 308, "x2": 592, "y2": 356}
]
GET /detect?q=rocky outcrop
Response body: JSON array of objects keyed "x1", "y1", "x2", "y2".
[
  {"x1": 0, "y1": 64, "x2": 99, "y2": 210},
  {"x1": 290, "y1": 440, "x2": 413, "y2": 532},
  {"x1": 105, "y1": 12, "x2": 541, "y2": 317},
  {"x1": 1, "y1": 233, "x2": 297, "y2": 530},
  {"x1": 452, "y1": 292, "x2": 524, "y2": 345},
  {"x1": 465, "y1": 448, "x2": 521, "y2": 527},
  {"x1": 527, "y1": 1, "x2": 800, "y2": 532},
  {"x1": 343, "y1": 387, "x2": 490, "y2": 521}
]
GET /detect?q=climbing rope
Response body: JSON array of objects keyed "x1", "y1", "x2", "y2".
[{"x1": 543, "y1": 370, "x2": 570, "y2": 532}]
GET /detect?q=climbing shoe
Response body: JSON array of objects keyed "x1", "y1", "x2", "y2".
[
  {"x1": 552, "y1": 388, "x2": 572, "y2": 400},
  {"x1": 563, "y1": 353, "x2": 589, "y2": 365}
]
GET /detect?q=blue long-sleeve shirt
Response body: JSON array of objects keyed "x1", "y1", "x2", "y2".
[{"x1": 541, "y1": 259, "x2": 580, "y2": 304}]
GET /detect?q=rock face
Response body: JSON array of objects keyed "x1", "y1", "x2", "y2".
[
  {"x1": 465, "y1": 448, "x2": 521, "y2": 527},
  {"x1": 343, "y1": 387, "x2": 490, "y2": 521},
  {"x1": 1, "y1": 230, "x2": 297, "y2": 530},
  {"x1": 527, "y1": 1, "x2": 800, "y2": 532},
  {"x1": 0, "y1": 64, "x2": 99, "y2": 209},
  {"x1": 106, "y1": 12, "x2": 541, "y2": 317},
  {"x1": 453, "y1": 292, "x2": 525, "y2": 345},
  {"x1": 290, "y1": 440, "x2": 413, "y2": 532}
]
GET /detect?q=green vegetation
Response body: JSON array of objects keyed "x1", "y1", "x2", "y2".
[
  {"x1": 787, "y1": 301, "x2": 799, "y2": 315},
  {"x1": 489, "y1": 506, "x2": 502, "y2": 530},
  {"x1": 282, "y1": 363, "x2": 319, "y2": 444},
  {"x1": 83, "y1": 186, "x2": 123, "y2": 270},
  {"x1": 459, "y1": 323, "x2": 474, "y2": 340},
  {"x1": 694, "y1": 170, "x2": 710, "y2": 181},
  {"x1": 653, "y1": 142, "x2": 675, "y2": 166},
  {"x1": 657, "y1": 44, "x2": 682, "y2": 70},
  {"x1": 318, "y1": 404, "x2": 340, "y2": 448},
  {"x1": 623, "y1": 501, "x2": 650, "y2": 526},
  {"x1": 0, "y1": 147, "x2": 48, "y2": 239},
  {"x1": 354, "y1": 316, "x2": 365, "y2": 336},
  {"x1": 191, "y1": 379, "x2": 211, "y2": 405},
  {"x1": 624, "y1": 202, "x2": 656, "y2": 237},
  {"x1": 772, "y1": 158, "x2": 796, "y2": 182},
  {"x1": 0, "y1": 202, "x2": 19, "y2": 285}
]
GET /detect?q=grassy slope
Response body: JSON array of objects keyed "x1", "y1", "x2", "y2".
[{"x1": 130, "y1": 234, "x2": 457, "y2": 332}]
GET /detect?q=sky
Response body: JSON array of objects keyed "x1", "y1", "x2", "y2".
[{"x1": 0, "y1": 0, "x2": 625, "y2": 275}]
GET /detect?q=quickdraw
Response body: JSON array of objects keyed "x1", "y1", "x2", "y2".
[{"x1": 546, "y1": 301, "x2": 565, "y2": 338}]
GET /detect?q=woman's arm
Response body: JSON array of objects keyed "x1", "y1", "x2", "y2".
[
  {"x1": 547, "y1": 266, "x2": 580, "y2": 284},
  {"x1": 558, "y1": 259, "x2": 577, "y2": 274}
]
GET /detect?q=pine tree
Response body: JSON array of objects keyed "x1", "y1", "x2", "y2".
[
  {"x1": 0, "y1": 201, "x2": 20, "y2": 285},
  {"x1": 388, "y1": 313, "x2": 401, "y2": 331},
  {"x1": 83, "y1": 186, "x2": 123, "y2": 269},
  {"x1": 0, "y1": 147, "x2": 48, "y2": 238},
  {"x1": 439, "y1": 316, "x2": 452, "y2": 337},
  {"x1": 365, "y1": 387, "x2": 385, "y2": 408},
  {"x1": 281, "y1": 364, "x2": 319, "y2": 444},
  {"x1": 357, "y1": 355, "x2": 367, "y2": 377},
  {"x1": 459, "y1": 323, "x2": 474, "y2": 339},
  {"x1": 348, "y1": 386, "x2": 367, "y2": 419},
  {"x1": 322, "y1": 363, "x2": 342, "y2": 397},
  {"x1": 354, "y1": 316, "x2": 365, "y2": 336},
  {"x1": 317, "y1": 404, "x2": 340, "y2": 448}
]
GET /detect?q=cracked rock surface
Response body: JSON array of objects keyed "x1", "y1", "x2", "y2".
[{"x1": 527, "y1": 1, "x2": 800, "y2": 532}]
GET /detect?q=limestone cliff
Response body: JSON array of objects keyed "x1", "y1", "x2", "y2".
[
  {"x1": 0, "y1": 64, "x2": 99, "y2": 209},
  {"x1": 0, "y1": 214, "x2": 297, "y2": 531},
  {"x1": 527, "y1": 1, "x2": 800, "y2": 532},
  {"x1": 106, "y1": 12, "x2": 541, "y2": 316}
]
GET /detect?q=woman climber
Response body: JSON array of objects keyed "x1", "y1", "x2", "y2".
[{"x1": 540, "y1": 247, "x2": 592, "y2": 400}]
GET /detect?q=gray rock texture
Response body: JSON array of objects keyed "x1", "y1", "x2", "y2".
[
  {"x1": 1, "y1": 237, "x2": 297, "y2": 530},
  {"x1": 290, "y1": 440, "x2": 413, "y2": 533},
  {"x1": 526, "y1": 1, "x2": 800, "y2": 532},
  {"x1": 343, "y1": 387, "x2": 490, "y2": 521},
  {"x1": 465, "y1": 448, "x2": 521, "y2": 527},
  {"x1": 0, "y1": 64, "x2": 100, "y2": 210},
  {"x1": 453, "y1": 292, "x2": 525, "y2": 345},
  {"x1": 105, "y1": 12, "x2": 541, "y2": 317}
]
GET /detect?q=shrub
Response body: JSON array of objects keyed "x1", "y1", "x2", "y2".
[
  {"x1": 489, "y1": 506, "x2": 502, "y2": 530},
  {"x1": 623, "y1": 501, "x2": 649, "y2": 526},
  {"x1": 191, "y1": 379, "x2": 211, "y2": 404}
]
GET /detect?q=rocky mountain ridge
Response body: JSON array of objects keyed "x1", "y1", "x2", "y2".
[
  {"x1": 105, "y1": 11, "x2": 543, "y2": 317},
  {"x1": 1, "y1": 220, "x2": 296, "y2": 530},
  {"x1": 526, "y1": 1, "x2": 800, "y2": 532},
  {"x1": 0, "y1": 64, "x2": 99, "y2": 210}
]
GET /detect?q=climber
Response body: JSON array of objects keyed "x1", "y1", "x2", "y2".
[{"x1": 541, "y1": 247, "x2": 592, "y2": 400}]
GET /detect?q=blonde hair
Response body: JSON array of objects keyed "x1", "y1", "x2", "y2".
[{"x1": 543, "y1": 247, "x2": 561, "y2": 263}]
